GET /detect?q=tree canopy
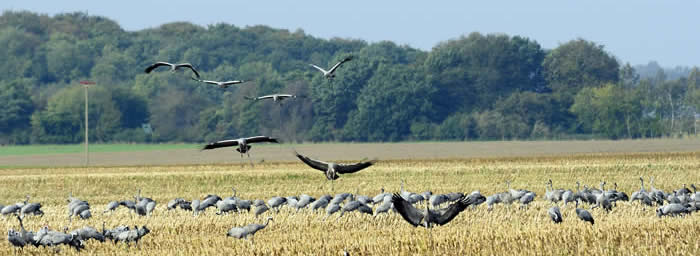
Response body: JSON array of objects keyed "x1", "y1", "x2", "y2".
[{"x1": 1, "y1": 11, "x2": 698, "y2": 144}]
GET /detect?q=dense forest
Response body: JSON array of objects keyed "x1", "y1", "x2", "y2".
[{"x1": 1, "y1": 11, "x2": 699, "y2": 145}]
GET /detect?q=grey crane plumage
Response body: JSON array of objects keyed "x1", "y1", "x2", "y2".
[
  {"x1": 254, "y1": 201, "x2": 269, "y2": 217},
  {"x1": 575, "y1": 201, "x2": 594, "y2": 225},
  {"x1": 310, "y1": 195, "x2": 331, "y2": 211},
  {"x1": 167, "y1": 198, "x2": 192, "y2": 211},
  {"x1": 649, "y1": 177, "x2": 666, "y2": 205},
  {"x1": 145, "y1": 61, "x2": 200, "y2": 78},
  {"x1": 372, "y1": 188, "x2": 390, "y2": 204},
  {"x1": 506, "y1": 181, "x2": 527, "y2": 201},
  {"x1": 656, "y1": 203, "x2": 692, "y2": 217},
  {"x1": 20, "y1": 203, "x2": 43, "y2": 217},
  {"x1": 119, "y1": 200, "x2": 136, "y2": 210},
  {"x1": 336, "y1": 197, "x2": 373, "y2": 221},
  {"x1": 191, "y1": 199, "x2": 201, "y2": 216},
  {"x1": 545, "y1": 179, "x2": 565, "y2": 203},
  {"x1": 592, "y1": 181, "x2": 612, "y2": 212},
  {"x1": 295, "y1": 194, "x2": 315, "y2": 211},
  {"x1": 14, "y1": 215, "x2": 36, "y2": 247},
  {"x1": 562, "y1": 189, "x2": 576, "y2": 206},
  {"x1": 198, "y1": 194, "x2": 222, "y2": 212},
  {"x1": 8, "y1": 229, "x2": 27, "y2": 249},
  {"x1": 216, "y1": 198, "x2": 238, "y2": 215},
  {"x1": 632, "y1": 182, "x2": 654, "y2": 208},
  {"x1": 227, "y1": 217, "x2": 273, "y2": 244},
  {"x1": 34, "y1": 226, "x2": 84, "y2": 251},
  {"x1": 373, "y1": 196, "x2": 393, "y2": 217},
  {"x1": 286, "y1": 196, "x2": 299, "y2": 209},
  {"x1": 309, "y1": 56, "x2": 353, "y2": 79},
  {"x1": 356, "y1": 195, "x2": 371, "y2": 205},
  {"x1": 323, "y1": 203, "x2": 341, "y2": 220},
  {"x1": 446, "y1": 192, "x2": 465, "y2": 202},
  {"x1": 331, "y1": 193, "x2": 352, "y2": 205},
  {"x1": 2, "y1": 204, "x2": 22, "y2": 216},
  {"x1": 268, "y1": 196, "x2": 287, "y2": 212},
  {"x1": 229, "y1": 188, "x2": 252, "y2": 212},
  {"x1": 392, "y1": 193, "x2": 480, "y2": 228},
  {"x1": 486, "y1": 192, "x2": 506, "y2": 210},
  {"x1": 67, "y1": 195, "x2": 91, "y2": 220},
  {"x1": 520, "y1": 192, "x2": 536, "y2": 209},
  {"x1": 104, "y1": 201, "x2": 120, "y2": 213},
  {"x1": 429, "y1": 194, "x2": 449, "y2": 207},
  {"x1": 104, "y1": 225, "x2": 130, "y2": 242},
  {"x1": 690, "y1": 184, "x2": 699, "y2": 202},
  {"x1": 295, "y1": 151, "x2": 375, "y2": 181},
  {"x1": 134, "y1": 197, "x2": 156, "y2": 216},
  {"x1": 203, "y1": 136, "x2": 279, "y2": 158},
  {"x1": 113, "y1": 226, "x2": 150, "y2": 247},
  {"x1": 467, "y1": 191, "x2": 487, "y2": 207},
  {"x1": 548, "y1": 206, "x2": 563, "y2": 223},
  {"x1": 191, "y1": 77, "x2": 245, "y2": 88},
  {"x1": 70, "y1": 226, "x2": 105, "y2": 242}
]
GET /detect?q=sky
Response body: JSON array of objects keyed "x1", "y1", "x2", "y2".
[{"x1": 3, "y1": 1, "x2": 698, "y2": 67}]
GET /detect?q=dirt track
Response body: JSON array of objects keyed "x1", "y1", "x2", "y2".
[{"x1": 1, "y1": 139, "x2": 699, "y2": 167}]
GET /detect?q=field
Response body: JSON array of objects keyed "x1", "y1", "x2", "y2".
[
  {"x1": 2, "y1": 138, "x2": 700, "y2": 167},
  {"x1": 1, "y1": 140, "x2": 700, "y2": 255}
]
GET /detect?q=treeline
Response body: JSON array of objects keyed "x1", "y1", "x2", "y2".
[{"x1": 1, "y1": 11, "x2": 699, "y2": 145}]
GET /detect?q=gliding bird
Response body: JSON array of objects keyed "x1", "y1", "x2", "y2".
[
  {"x1": 191, "y1": 77, "x2": 245, "y2": 88},
  {"x1": 309, "y1": 56, "x2": 353, "y2": 79},
  {"x1": 245, "y1": 94, "x2": 297, "y2": 104},
  {"x1": 144, "y1": 62, "x2": 200, "y2": 78},
  {"x1": 202, "y1": 136, "x2": 279, "y2": 158}
]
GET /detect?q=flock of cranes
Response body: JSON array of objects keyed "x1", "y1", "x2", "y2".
[
  {"x1": 5, "y1": 177, "x2": 700, "y2": 252},
  {"x1": 6, "y1": 57, "x2": 698, "y2": 253},
  {"x1": 146, "y1": 57, "x2": 377, "y2": 184}
]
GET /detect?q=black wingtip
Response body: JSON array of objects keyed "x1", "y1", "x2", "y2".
[{"x1": 201, "y1": 143, "x2": 214, "y2": 151}]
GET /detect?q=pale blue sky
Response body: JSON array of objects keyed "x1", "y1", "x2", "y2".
[{"x1": 3, "y1": 1, "x2": 698, "y2": 67}]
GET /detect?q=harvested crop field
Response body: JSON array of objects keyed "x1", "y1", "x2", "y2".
[{"x1": 2, "y1": 145, "x2": 700, "y2": 255}]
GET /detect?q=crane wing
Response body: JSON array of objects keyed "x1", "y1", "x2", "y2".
[
  {"x1": 202, "y1": 139, "x2": 239, "y2": 150},
  {"x1": 295, "y1": 152, "x2": 329, "y2": 172},
  {"x1": 391, "y1": 193, "x2": 424, "y2": 227},
  {"x1": 191, "y1": 77, "x2": 219, "y2": 85},
  {"x1": 336, "y1": 160, "x2": 375, "y2": 174},
  {"x1": 257, "y1": 95, "x2": 276, "y2": 100},
  {"x1": 144, "y1": 62, "x2": 172, "y2": 73},
  {"x1": 222, "y1": 80, "x2": 244, "y2": 85},
  {"x1": 309, "y1": 64, "x2": 328, "y2": 73},
  {"x1": 175, "y1": 63, "x2": 200, "y2": 78},
  {"x1": 327, "y1": 56, "x2": 353, "y2": 73},
  {"x1": 432, "y1": 195, "x2": 472, "y2": 225},
  {"x1": 245, "y1": 136, "x2": 279, "y2": 144}
]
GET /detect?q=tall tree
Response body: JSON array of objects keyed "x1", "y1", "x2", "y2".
[{"x1": 0, "y1": 79, "x2": 35, "y2": 143}]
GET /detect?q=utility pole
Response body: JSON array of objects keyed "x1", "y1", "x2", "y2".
[{"x1": 80, "y1": 81, "x2": 95, "y2": 166}]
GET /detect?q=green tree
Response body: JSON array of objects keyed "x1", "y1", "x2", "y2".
[
  {"x1": 0, "y1": 79, "x2": 35, "y2": 143},
  {"x1": 342, "y1": 64, "x2": 435, "y2": 141},
  {"x1": 543, "y1": 39, "x2": 620, "y2": 104},
  {"x1": 570, "y1": 83, "x2": 643, "y2": 138},
  {"x1": 425, "y1": 32, "x2": 545, "y2": 117}
]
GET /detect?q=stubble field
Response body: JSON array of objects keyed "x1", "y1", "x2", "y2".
[{"x1": 1, "y1": 142, "x2": 700, "y2": 255}]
